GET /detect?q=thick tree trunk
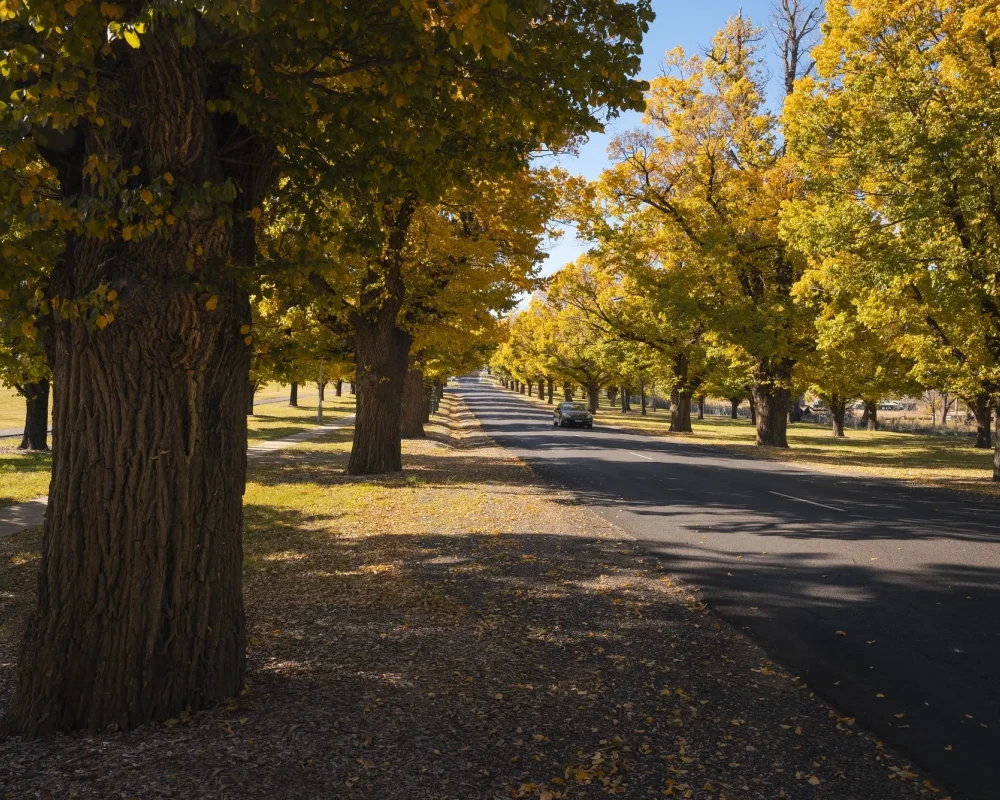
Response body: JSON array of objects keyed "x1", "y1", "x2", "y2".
[
  {"x1": 546, "y1": 378, "x2": 554, "y2": 404},
  {"x1": 860, "y1": 399, "x2": 879, "y2": 431},
  {"x1": 730, "y1": 398, "x2": 740, "y2": 420},
  {"x1": 401, "y1": 367, "x2": 426, "y2": 439},
  {"x1": 749, "y1": 401, "x2": 757, "y2": 426},
  {"x1": 527, "y1": 380, "x2": 533, "y2": 397},
  {"x1": 246, "y1": 382, "x2": 256, "y2": 415},
  {"x1": 668, "y1": 354, "x2": 693, "y2": 433},
  {"x1": 753, "y1": 386, "x2": 790, "y2": 447},
  {"x1": 347, "y1": 196, "x2": 417, "y2": 476},
  {"x1": 640, "y1": 381, "x2": 647, "y2": 416},
  {"x1": 620, "y1": 387, "x2": 630, "y2": 414},
  {"x1": 971, "y1": 394, "x2": 993, "y2": 449},
  {"x1": 830, "y1": 395, "x2": 847, "y2": 437},
  {"x1": 670, "y1": 388, "x2": 693, "y2": 433},
  {"x1": 587, "y1": 384, "x2": 600, "y2": 414},
  {"x1": 753, "y1": 361, "x2": 792, "y2": 447},
  {"x1": 349, "y1": 324, "x2": 411, "y2": 474},
  {"x1": 335, "y1": 379, "x2": 343, "y2": 397},
  {"x1": 994, "y1": 400, "x2": 1000, "y2": 481},
  {"x1": 697, "y1": 395, "x2": 705, "y2": 420},
  {"x1": 288, "y1": 381, "x2": 298, "y2": 407},
  {"x1": 609, "y1": 387, "x2": 618, "y2": 408},
  {"x1": 349, "y1": 381, "x2": 355, "y2": 395},
  {"x1": 564, "y1": 384, "x2": 573, "y2": 401},
  {"x1": 17, "y1": 379, "x2": 49, "y2": 452}
]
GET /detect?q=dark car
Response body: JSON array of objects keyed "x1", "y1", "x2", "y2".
[{"x1": 553, "y1": 402, "x2": 593, "y2": 428}]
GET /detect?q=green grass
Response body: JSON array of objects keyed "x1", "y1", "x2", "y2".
[
  {"x1": 512, "y1": 382, "x2": 998, "y2": 495},
  {"x1": 0, "y1": 443, "x2": 51, "y2": 508},
  {"x1": 0, "y1": 387, "x2": 33, "y2": 432},
  {"x1": 247, "y1": 392, "x2": 355, "y2": 443}
]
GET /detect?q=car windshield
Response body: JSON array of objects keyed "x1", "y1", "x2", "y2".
[{"x1": 561, "y1": 403, "x2": 589, "y2": 412}]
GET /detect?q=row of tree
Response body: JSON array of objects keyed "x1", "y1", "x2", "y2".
[
  {"x1": 492, "y1": 1, "x2": 1000, "y2": 482},
  {"x1": 0, "y1": 0, "x2": 653, "y2": 733}
]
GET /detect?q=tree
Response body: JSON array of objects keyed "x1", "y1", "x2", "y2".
[
  {"x1": 0, "y1": 0, "x2": 653, "y2": 733},
  {"x1": 601, "y1": 13, "x2": 816, "y2": 447},
  {"x1": 783, "y1": 0, "x2": 1000, "y2": 476}
]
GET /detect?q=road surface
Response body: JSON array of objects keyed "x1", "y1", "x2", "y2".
[{"x1": 455, "y1": 379, "x2": 1000, "y2": 800}]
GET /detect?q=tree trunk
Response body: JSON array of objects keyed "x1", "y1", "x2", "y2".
[
  {"x1": 621, "y1": 387, "x2": 630, "y2": 414},
  {"x1": 349, "y1": 324, "x2": 411, "y2": 474},
  {"x1": 288, "y1": 382, "x2": 298, "y2": 407},
  {"x1": 670, "y1": 387, "x2": 693, "y2": 433},
  {"x1": 609, "y1": 387, "x2": 618, "y2": 408},
  {"x1": 347, "y1": 197, "x2": 418, "y2": 476},
  {"x1": 749, "y1": 401, "x2": 757, "y2": 426},
  {"x1": 317, "y1": 380, "x2": 326, "y2": 402},
  {"x1": 421, "y1": 381, "x2": 433, "y2": 423},
  {"x1": 994, "y1": 400, "x2": 1000, "y2": 481},
  {"x1": 349, "y1": 380, "x2": 355, "y2": 395},
  {"x1": 730, "y1": 398, "x2": 740, "y2": 420},
  {"x1": 17, "y1": 379, "x2": 49, "y2": 452},
  {"x1": 830, "y1": 395, "x2": 847, "y2": 437},
  {"x1": 587, "y1": 384, "x2": 600, "y2": 414},
  {"x1": 753, "y1": 386, "x2": 790, "y2": 447},
  {"x1": 246, "y1": 381, "x2": 256, "y2": 415},
  {"x1": 697, "y1": 394, "x2": 705, "y2": 420},
  {"x1": 527, "y1": 380, "x2": 533, "y2": 397},
  {"x1": 640, "y1": 381, "x2": 647, "y2": 416},
  {"x1": 564, "y1": 384, "x2": 573, "y2": 401},
  {"x1": 335, "y1": 379, "x2": 343, "y2": 397},
  {"x1": 941, "y1": 392, "x2": 951, "y2": 426},
  {"x1": 971, "y1": 394, "x2": 993, "y2": 449},
  {"x1": 753, "y1": 360, "x2": 792, "y2": 447},
  {"x1": 860, "y1": 399, "x2": 879, "y2": 431},
  {"x1": 401, "y1": 367, "x2": 426, "y2": 439},
  {"x1": 546, "y1": 378, "x2": 554, "y2": 404}
]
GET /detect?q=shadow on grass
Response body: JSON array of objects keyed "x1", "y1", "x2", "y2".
[{"x1": 0, "y1": 450, "x2": 52, "y2": 507}]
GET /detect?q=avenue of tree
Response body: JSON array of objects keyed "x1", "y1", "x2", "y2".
[
  {"x1": 0, "y1": 0, "x2": 652, "y2": 733},
  {"x1": 492, "y1": 0, "x2": 1000, "y2": 483}
]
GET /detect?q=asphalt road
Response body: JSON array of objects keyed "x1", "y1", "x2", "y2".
[{"x1": 455, "y1": 378, "x2": 1000, "y2": 800}]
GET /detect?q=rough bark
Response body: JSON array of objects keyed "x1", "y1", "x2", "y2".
[
  {"x1": 971, "y1": 394, "x2": 993, "y2": 449},
  {"x1": 17, "y1": 379, "x2": 49, "y2": 452},
  {"x1": 546, "y1": 378, "x2": 554, "y2": 404},
  {"x1": 670, "y1": 388, "x2": 693, "y2": 433},
  {"x1": 401, "y1": 367, "x2": 426, "y2": 439},
  {"x1": 347, "y1": 197, "x2": 417, "y2": 476},
  {"x1": 7, "y1": 33, "x2": 270, "y2": 734},
  {"x1": 830, "y1": 395, "x2": 847, "y2": 437},
  {"x1": 753, "y1": 360, "x2": 792, "y2": 447},
  {"x1": 730, "y1": 398, "x2": 740, "y2": 420},
  {"x1": 668, "y1": 355, "x2": 693, "y2": 433},
  {"x1": 288, "y1": 382, "x2": 298, "y2": 407}
]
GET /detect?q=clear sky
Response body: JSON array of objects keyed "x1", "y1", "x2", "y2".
[{"x1": 536, "y1": 0, "x2": 782, "y2": 282}]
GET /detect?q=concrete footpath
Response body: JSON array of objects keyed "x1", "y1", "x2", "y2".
[{"x1": 0, "y1": 414, "x2": 355, "y2": 538}]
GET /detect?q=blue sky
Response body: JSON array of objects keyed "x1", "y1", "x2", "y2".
[{"x1": 536, "y1": 0, "x2": 782, "y2": 281}]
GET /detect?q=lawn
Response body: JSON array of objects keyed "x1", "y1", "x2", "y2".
[
  {"x1": 523, "y1": 384, "x2": 998, "y2": 496},
  {"x1": 0, "y1": 390, "x2": 356, "y2": 508},
  {"x1": 0, "y1": 387, "x2": 46, "y2": 433},
  {"x1": 0, "y1": 394, "x2": 933, "y2": 799}
]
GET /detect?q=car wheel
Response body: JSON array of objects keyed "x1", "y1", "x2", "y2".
[{"x1": 587, "y1": 423, "x2": 593, "y2": 429}]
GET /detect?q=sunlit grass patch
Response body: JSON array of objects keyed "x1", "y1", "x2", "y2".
[
  {"x1": 246, "y1": 393, "x2": 355, "y2": 444},
  {"x1": 0, "y1": 445, "x2": 51, "y2": 508},
  {"x1": 511, "y1": 384, "x2": 998, "y2": 494}
]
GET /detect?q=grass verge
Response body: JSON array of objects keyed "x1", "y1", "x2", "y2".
[{"x1": 515, "y1": 383, "x2": 997, "y2": 496}]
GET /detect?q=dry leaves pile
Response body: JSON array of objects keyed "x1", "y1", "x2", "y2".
[{"x1": 0, "y1": 397, "x2": 942, "y2": 798}]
